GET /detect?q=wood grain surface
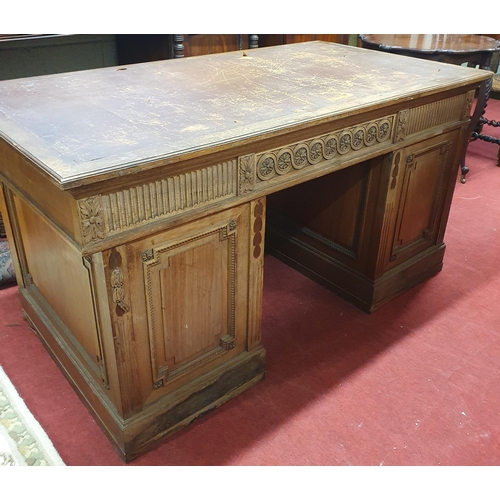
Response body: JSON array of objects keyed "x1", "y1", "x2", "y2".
[{"x1": 0, "y1": 41, "x2": 490, "y2": 189}]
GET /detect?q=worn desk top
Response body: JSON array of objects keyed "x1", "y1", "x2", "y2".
[{"x1": 0, "y1": 41, "x2": 490, "y2": 189}]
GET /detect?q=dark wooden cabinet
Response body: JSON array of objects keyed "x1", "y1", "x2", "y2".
[
  {"x1": 259, "y1": 34, "x2": 350, "y2": 47},
  {"x1": 116, "y1": 34, "x2": 172, "y2": 64},
  {"x1": 171, "y1": 34, "x2": 259, "y2": 58},
  {"x1": 116, "y1": 34, "x2": 351, "y2": 64}
]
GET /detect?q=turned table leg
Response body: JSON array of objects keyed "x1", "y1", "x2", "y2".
[{"x1": 461, "y1": 77, "x2": 491, "y2": 183}]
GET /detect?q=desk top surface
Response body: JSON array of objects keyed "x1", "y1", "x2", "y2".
[{"x1": 0, "y1": 41, "x2": 490, "y2": 189}]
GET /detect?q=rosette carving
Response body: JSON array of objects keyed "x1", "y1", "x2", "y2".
[
  {"x1": 277, "y1": 149, "x2": 293, "y2": 175},
  {"x1": 324, "y1": 137, "x2": 338, "y2": 158},
  {"x1": 309, "y1": 141, "x2": 323, "y2": 163},
  {"x1": 254, "y1": 116, "x2": 394, "y2": 183},
  {"x1": 338, "y1": 132, "x2": 352, "y2": 154},
  {"x1": 365, "y1": 125, "x2": 378, "y2": 146},
  {"x1": 78, "y1": 196, "x2": 105, "y2": 244},
  {"x1": 294, "y1": 145, "x2": 309, "y2": 168},
  {"x1": 378, "y1": 120, "x2": 391, "y2": 141},
  {"x1": 352, "y1": 128, "x2": 365, "y2": 150},
  {"x1": 257, "y1": 154, "x2": 277, "y2": 180}
]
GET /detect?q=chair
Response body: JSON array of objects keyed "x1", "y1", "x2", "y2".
[{"x1": 471, "y1": 38, "x2": 500, "y2": 167}]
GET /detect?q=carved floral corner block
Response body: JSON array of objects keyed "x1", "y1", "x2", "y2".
[
  {"x1": 141, "y1": 248, "x2": 154, "y2": 262},
  {"x1": 78, "y1": 195, "x2": 105, "y2": 244},
  {"x1": 238, "y1": 154, "x2": 255, "y2": 195}
]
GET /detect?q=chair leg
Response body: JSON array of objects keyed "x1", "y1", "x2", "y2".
[{"x1": 460, "y1": 164, "x2": 469, "y2": 183}]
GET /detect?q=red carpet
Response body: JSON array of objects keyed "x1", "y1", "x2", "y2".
[{"x1": 0, "y1": 100, "x2": 499, "y2": 467}]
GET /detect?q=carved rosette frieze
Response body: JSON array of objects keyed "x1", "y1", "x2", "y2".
[
  {"x1": 78, "y1": 196, "x2": 105, "y2": 244},
  {"x1": 255, "y1": 117, "x2": 393, "y2": 182},
  {"x1": 238, "y1": 154, "x2": 255, "y2": 194}
]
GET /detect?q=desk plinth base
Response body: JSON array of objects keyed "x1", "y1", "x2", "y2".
[
  {"x1": 19, "y1": 287, "x2": 266, "y2": 462},
  {"x1": 266, "y1": 230, "x2": 446, "y2": 313}
]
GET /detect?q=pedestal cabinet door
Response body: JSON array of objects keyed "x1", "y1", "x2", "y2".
[
  {"x1": 383, "y1": 130, "x2": 459, "y2": 269},
  {"x1": 122, "y1": 203, "x2": 252, "y2": 404}
]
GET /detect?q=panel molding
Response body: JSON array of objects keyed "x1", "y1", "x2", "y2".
[
  {"x1": 142, "y1": 220, "x2": 238, "y2": 389},
  {"x1": 390, "y1": 141, "x2": 450, "y2": 261}
]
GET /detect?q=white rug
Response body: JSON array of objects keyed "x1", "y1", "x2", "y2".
[{"x1": 0, "y1": 365, "x2": 65, "y2": 466}]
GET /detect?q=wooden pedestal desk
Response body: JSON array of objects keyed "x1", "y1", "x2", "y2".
[{"x1": 0, "y1": 42, "x2": 490, "y2": 461}]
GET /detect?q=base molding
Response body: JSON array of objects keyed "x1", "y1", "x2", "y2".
[
  {"x1": 122, "y1": 347, "x2": 266, "y2": 462},
  {"x1": 266, "y1": 223, "x2": 446, "y2": 313},
  {"x1": 19, "y1": 287, "x2": 266, "y2": 462}
]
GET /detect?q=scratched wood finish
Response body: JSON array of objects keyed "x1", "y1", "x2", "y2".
[
  {"x1": 0, "y1": 42, "x2": 488, "y2": 189},
  {"x1": 0, "y1": 42, "x2": 491, "y2": 460}
]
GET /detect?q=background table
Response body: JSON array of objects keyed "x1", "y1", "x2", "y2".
[{"x1": 359, "y1": 34, "x2": 500, "y2": 182}]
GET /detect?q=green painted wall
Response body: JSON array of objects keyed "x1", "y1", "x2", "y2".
[{"x1": 0, "y1": 34, "x2": 118, "y2": 81}]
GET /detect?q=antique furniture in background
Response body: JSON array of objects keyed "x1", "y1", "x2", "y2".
[
  {"x1": 0, "y1": 34, "x2": 352, "y2": 72},
  {"x1": 258, "y1": 34, "x2": 350, "y2": 47},
  {"x1": 0, "y1": 42, "x2": 490, "y2": 461},
  {"x1": 115, "y1": 34, "x2": 172, "y2": 64},
  {"x1": 171, "y1": 34, "x2": 259, "y2": 58},
  {"x1": 474, "y1": 34, "x2": 500, "y2": 166},
  {"x1": 358, "y1": 34, "x2": 500, "y2": 182},
  {"x1": 116, "y1": 34, "x2": 351, "y2": 62}
]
